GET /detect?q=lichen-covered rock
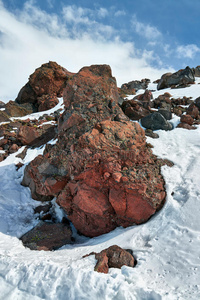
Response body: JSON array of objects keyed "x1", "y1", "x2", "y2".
[{"x1": 22, "y1": 64, "x2": 166, "y2": 237}]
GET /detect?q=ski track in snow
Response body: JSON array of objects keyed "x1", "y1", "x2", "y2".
[{"x1": 0, "y1": 86, "x2": 200, "y2": 299}]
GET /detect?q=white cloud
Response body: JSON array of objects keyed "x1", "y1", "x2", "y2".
[
  {"x1": 132, "y1": 15, "x2": 162, "y2": 40},
  {"x1": 114, "y1": 10, "x2": 126, "y2": 17},
  {"x1": 176, "y1": 44, "x2": 200, "y2": 59},
  {"x1": 0, "y1": 1, "x2": 172, "y2": 102},
  {"x1": 97, "y1": 8, "x2": 108, "y2": 18}
]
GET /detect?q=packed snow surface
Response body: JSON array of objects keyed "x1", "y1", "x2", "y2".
[{"x1": 0, "y1": 84, "x2": 200, "y2": 299}]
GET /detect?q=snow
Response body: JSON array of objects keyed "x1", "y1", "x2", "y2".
[
  {"x1": 0, "y1": 84, "x2": 200, "y2": 299},
  {"x1": 11, "y1": 97, "x2": 64, "y2": 121}
]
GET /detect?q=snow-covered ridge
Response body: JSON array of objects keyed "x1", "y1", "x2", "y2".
[{"x1": 0, "y1": 83, "x2": 200, "y2": 299}]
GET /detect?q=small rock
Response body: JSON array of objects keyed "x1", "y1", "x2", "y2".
[
  {"x1": 20, "y1": 221, "x2": 72, "y2": 251},
  {"x1": 145, "y1": 129, "x2": 159, "y2": 139},
  {"x1": 141, "y1": 112, "x2": 173, "y2": 131}
]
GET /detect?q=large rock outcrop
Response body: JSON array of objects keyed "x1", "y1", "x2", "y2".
[
  {"x1": 22, "y1": 64, "x2": 166, "y2": 237},
  {"x1": 16, "y1": 61, "x2": 74, "y2": 112},
  {"x1": 157, "y1": 66, "x2": 195, "y2": 90}
]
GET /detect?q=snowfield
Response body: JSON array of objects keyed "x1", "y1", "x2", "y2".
[{"x1": 0, "y1": 83, "x2": 200, "y2": 299}]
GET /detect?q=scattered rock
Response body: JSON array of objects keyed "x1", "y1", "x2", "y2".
[
  {"x1": 157, "y1": 67, "x2": 195, "y2": 90},
  {"x1": 193, "y1": 65, "x2": 200, "y2": 77},
  {"x1": 145, "y1": 129, "x2": 159, "y2": 139},
  {"x1": 180, "y1": 114, "x2": 194, "y2": 125},
  {"x1": 186, "y1": 103, "x2": 199, "y2": 119},
  {"x1": 141, "y1": 112, "x2": 173, "y2": 131},
  {"x1": 20, "y1": 221, "x2": 72, "y2": 251},
  {"x1": 177, "y1": 123, "x2": 197, "y2": 130},
  {"x1": 121, "y1": 78, "x2": 150, "y2": 94},
  {"x1": 84, "y1": 245, "x2": 136, "y2": 274},
  {"x1": 122, "y1": 99, "x2": 150, "y2": 120},
  {"x1": 158, "y1": 109, "x2": 172, "y2": 120}
]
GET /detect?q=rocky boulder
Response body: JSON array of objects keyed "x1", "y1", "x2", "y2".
[
  {"x1": 5, "y1": 100, "x2": 32, "y2": 117},
  {"x1": 141, "y1": 112, "x2": 173, "y2": 131},
  {"x1": 16, "y1": 61, "x2": 74, "y2": 112},
  {"x1": 17, "y1": 123, "x2": 57, "y2": 147},
  {"x1": 193, "y1": 65, "x2": 200, "y2": 77},
  {"x1": 121, "y1": 78, "x2": 150, "y2": 94},
  {"x1": 22, "y1": 64, "x2": 166, "y2": 237},
  {"x1": 84, "y1": 245, "x2": 136, "y2": 273},
  {"x1": 20, "y1": 221, "x2": 72, "y2": 251},
  {"x1": 121, "y1": 99, "x2": 150, "y2": 120},
  {"x1": 157, "y1": 67, "x2": 195, "y2": 90}
]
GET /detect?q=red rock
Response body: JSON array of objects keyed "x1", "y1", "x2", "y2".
[
  {"x1": 0, "y1": 138, "x2": 8, "y2": 147},
  {"x1": 17, "y1": 124, "x2": 57, "y2": 147},
  {"x1": 186, "y1": 103, "x2": 199, "y2": 119},
  {"x1": 85, "y1": 245, "x2": 135, "y2": 273},
  {"x1": 180, "y1": 114, "x2": 194, "y2": 125},
  {"x1": 9, "y1": 144, "x2": 19, "y2": 153},
  {"x1": 16, "y1": 61, "x2": 74, "y2": 112},
  {"x1": 177, "y1": 123, "x2": 197, "y2": 130},
  {"x1": 22, "y1": 64, "x2": 166, "y2": 237},
  {"x1": 37, "y1": 94, "x2": 59, "y2": 112}
]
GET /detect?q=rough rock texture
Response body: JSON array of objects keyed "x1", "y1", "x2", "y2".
[
  {"x1": 193, "y1": 66, "x2": 200, "y2": 77},
  {"x1": 16, "y1": 61, "x2": 74, "y2": 112},
  {"x1": 84, "y1": 245, "x2": 136, "y2": 273},
  {"x1": 157, "y1": 67, "x2": 195, "y2": 90},
  {"x1": 5, "y1": 101, "x2": 32, "y2": 117},
  {"x1": 141, "y1": 112, "x2": 173, "y2": 131},
  {"x1": 20, "y1": 221, "x2": 72, "y2": 250},
  {"x1": 0, "y1": 101, "x2": 5, "y2": 108},
  {"x1": 177, "y1": 123, "x2": 197, "y2": 130},
  {"x1": 22, "y1": 64, "x2": 166, "y2": 237},
  {"x1": 17, "y1": 123, "x2": 57, "y2": 147},
  {"x1": 186, "y1": 103, "x2": 199, "y2": 119},
  {"x1": 180, "y1": 114, "x2": 194, "y2": 125},
  {"x1": 121, "y1": 78, "x2": 150, "y2": 94},
  {"x1": 121, "y1": 99, "x2": 150, "y2": 120},
  {"x1": 0, "y1": 111, "x2": 10, "y2": 123}
]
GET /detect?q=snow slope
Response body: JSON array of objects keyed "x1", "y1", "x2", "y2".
[{"x1": 0, "y1": 84, "x2": 200, "y2": 299}]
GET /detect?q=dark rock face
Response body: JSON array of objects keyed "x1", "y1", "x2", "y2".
[
  {"x1": 21, "y1": 64, "x2": 166, "y2": 237},
  {"x1": 157, "y1": 67, "x2": 195, "y2": 90},
  {"x1": 20, "y1": 222, "x2": 72, "y2": 251},
  {"x1": 158, "y1": 109, "x2": 172, "y2": 120},
  {"x1": 141, "y1": 112, "x2": 173, "y2": 131},
  {"x1": 84, "y1": 245, "x2": 136, "y2": 273},
  {"x1": 121, "y1": 78, "x2": 150, "y2": 94},
  {"x1": 16, "y1": 61, "x2": 74, "y2": 112},
  {"x1": 193, "y1": 65, "x2": 200, "y2": 77}
]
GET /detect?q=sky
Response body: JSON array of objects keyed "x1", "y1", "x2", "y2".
[{"x1": 0, "y1": 0, "x2": 200, "y2": 102}]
